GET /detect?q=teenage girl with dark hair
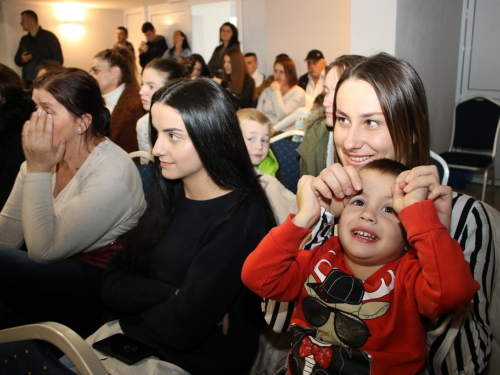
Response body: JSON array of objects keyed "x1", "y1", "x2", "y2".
[
  {"x1": 137, "y1": 58, "x2": 186, "y2": 162},
  {"x1": 0, "y1": 68, "x2": 145, "y2": 336},
  {"x1": 213, "y1": 47, "x2": 255, "y2": 109},
  {"x1": 68, "y1": 78, "x2": 276, "y2": 374},
  {"x1": 91, "y1": 47, "x2": 145, "y2": 153},
  {"x1": 189, "y1": 53, "x2": 211, "y2": 78},
  {"x1": 207, "y1": 22, "x2": 240, "y2": 78}
]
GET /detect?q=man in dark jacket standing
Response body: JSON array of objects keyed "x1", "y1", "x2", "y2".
[
  {"x1": 14, "y1": 10, "x2": 63, "y2": 87},
  {"x1": 138, "y1": 22, "x2": 168, "y2": 71}
]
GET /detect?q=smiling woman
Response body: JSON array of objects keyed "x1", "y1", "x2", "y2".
[{"x1": 310, "y1": 53, "x2": 493, "y2": 374}]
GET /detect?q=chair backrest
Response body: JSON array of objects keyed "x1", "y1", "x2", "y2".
[
  {"x1": 129, "y1": 152, "x2": 154, "y2": 203},
  {"x1": 451, "y1": 97, "x2": 500, "y2": 156},
  {"x1": 429, "y1": 150, "x2": 450, "y2": 185},
  {"x1": 270, "y1": 131, "x2": 304, "y2": 194},
  {"x1": 0, "y1": 322, "x2": 108, "y2": 375},
  {"x1": 128, "y1": 151, "x2": 155, "y2": 163}
]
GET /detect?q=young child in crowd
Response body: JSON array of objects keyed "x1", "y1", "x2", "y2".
[
  {"x1": 242, "y1": 159, "x2": 479, "y2": 375},
  {"x1": 237, "y1": 109, "x2": 297, "y2": 224}
]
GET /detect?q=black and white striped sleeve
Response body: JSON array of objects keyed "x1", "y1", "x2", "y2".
[
  {"x1": 262, "y1": 208, "x2": 336, "y2": 332},
  {"x1": 427, "y1": 192, "x2": 494, "y2": 375}
]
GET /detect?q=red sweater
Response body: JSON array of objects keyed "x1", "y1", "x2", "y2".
[{"x1": 242, "y1": 200, "x2": 479, "y2": 375}]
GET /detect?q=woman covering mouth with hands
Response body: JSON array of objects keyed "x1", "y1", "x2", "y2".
[{"x1": 0, "y1": 68, "x2": 145, "y2": 336}]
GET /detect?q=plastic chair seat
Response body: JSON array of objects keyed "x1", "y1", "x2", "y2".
[{"x1": 440, "y1": 152, "x2": 493, "y2": 169}]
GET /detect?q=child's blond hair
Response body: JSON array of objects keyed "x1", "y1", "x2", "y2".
[{"x1": 236, "y1": 108, "x2": 272, "y2": 134}]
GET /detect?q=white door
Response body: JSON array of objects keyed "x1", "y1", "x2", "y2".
[{"x1": 457, "y1": 0, "x2": 500, "y2": 102}]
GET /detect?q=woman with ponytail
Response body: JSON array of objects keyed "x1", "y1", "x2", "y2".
[
  {"x1": 0, "y1": 68, "x2": 146, "y2": 336},
  {"x1": 91, "y1": 47, "x2": 145, "y2": 153}
]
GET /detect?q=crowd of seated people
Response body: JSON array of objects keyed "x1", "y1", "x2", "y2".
[{"x1": 0, "y1": 19, "x2": 495, "y2": 375}]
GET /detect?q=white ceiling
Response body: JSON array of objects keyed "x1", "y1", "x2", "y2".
[{"x1": 1, "y1": 0, "x2": 175, "y2": 10}]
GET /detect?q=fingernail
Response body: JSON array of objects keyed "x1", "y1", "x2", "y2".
[
  {"x1": 345, "y1": 188, "x2": 352, "y2": 196},
  {"x1": 354, "y1": 182, "x2": 362, "y2": 190},
  {"x1": 33, "y1": 112, "x2": 38, "y2": 117}
]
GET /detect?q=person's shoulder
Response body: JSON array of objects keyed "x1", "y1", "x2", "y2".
[
  {"x1": 451, "y1": 191, "x2": 487, "y2": 215},
  {"x1": 120, "y1": 84, "x2": 142, "y2": 106},
  {"x1": 450, "y1": 191, "x2": 489, "y2": 229},
  {"x1": 291, "y1": 85, "x2": 306, "y2": 96},
  {"x1": 298, "y1": 73, "x2": 308, "y2": 87},
  {"x1": 39, "y1": 27, "x2": 58, "y2": 38},
  {"x1": 91, "y1": 139, "x2": 138, "y2": 174}
]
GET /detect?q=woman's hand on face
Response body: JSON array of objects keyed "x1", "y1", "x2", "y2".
[
  {"x1": 270, "y1": 81, "x2": 281, "y2": 93},
  {"x1": 395, "y1": 165, "x2": 452, "y2": 229},
  {"x1": 22, "y1": 111, "x2": 66, "y2": 173}
]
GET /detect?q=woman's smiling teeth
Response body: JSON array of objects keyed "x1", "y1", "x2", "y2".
[
  {"x1": 353, "y1": 230, "x2": 376, "y2": 240},
  {"x1": 349, "y1": 155, "x2": 371, "y2": 162}
]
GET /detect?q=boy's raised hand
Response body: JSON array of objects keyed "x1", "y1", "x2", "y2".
[
  {"x1": 393, "y1": 168, "x2": 453, "y2": 230},
  {"x1": 293, "y1": 176, "x2": 322, "y2": 229},
  {"x1": 392, "y1": 181, "x2": 428, "y2": 214},
  {"x1": 293, "y1": 175, "x2": 349, "y2": 229}
]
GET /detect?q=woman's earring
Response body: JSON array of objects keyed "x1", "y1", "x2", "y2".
[{"x1": 77, "y1": 128, "x2": 82, "y2": 134}]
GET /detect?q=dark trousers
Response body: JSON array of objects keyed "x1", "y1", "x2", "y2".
[{"x1": 0, "y1": 247, "x2": 105, "y2": 338}]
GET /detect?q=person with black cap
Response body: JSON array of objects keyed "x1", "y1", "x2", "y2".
[{"x1": 298, "y1": 49, "x2": 326, "y2": 100}]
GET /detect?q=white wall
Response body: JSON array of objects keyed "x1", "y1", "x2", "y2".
[
  {"x1": 395, "y1": 0, "x2": 463, "y2": 153},
  {"x1": 241, "y1": 0, "x2": 266, "y2": 74},
  {"x1": 0, "y1": 1, "x2": 124, "y2": 73},
  {"x1": 262, "y1": 0, "x2": 351, "y2": 77},
  {"x1": 350, "y1": 0, "x2": 397, "y2": 56},
  {"x1": 191, "y1": 1, "x2": 235, "y2": 62},
  {"x1": 120, "y1": 0, "x2": 351, "y2": 78}
]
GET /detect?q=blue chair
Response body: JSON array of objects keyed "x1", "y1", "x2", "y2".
[
  {"x1": 440, "y1": 97, "x2": 500, "y2": 201},
  {"x1": 270, "y1": 131, "x2": 304, "y2": 194},
  {"x1": 129, "y1": 151, "x2": 155, "y2": 203},
  {"x1": 0, "y1": 322, "x2": 107, "y2": 375}
]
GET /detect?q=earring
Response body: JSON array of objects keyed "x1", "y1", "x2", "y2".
[{"x1": 77, "y1": 128, "x2": 81, "y2": 134}]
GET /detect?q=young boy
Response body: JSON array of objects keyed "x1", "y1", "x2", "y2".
[
  {"x1": 237, "y1": 108, "x2": 297, "y2": 224},
  {"x1": 242, "y1": 159, "x2": 479, "y2": 375}
]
